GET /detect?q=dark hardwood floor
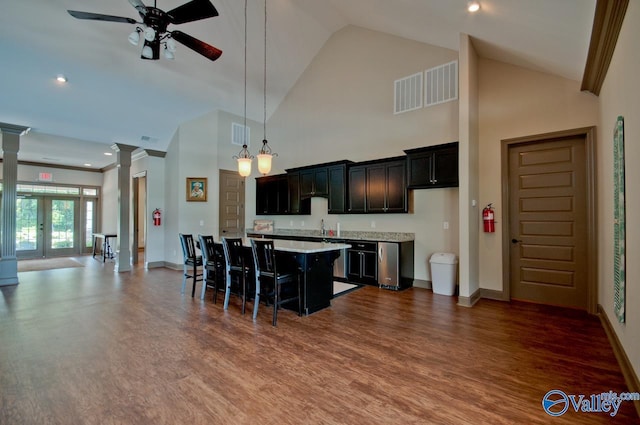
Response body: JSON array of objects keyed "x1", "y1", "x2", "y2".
[{"x1": 1, "y1": 257, "x2": 638, "y2": 424}]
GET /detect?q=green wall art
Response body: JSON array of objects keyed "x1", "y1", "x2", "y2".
[{"x1": 613, "y1": 116, "x2": 625, "y2": 323}]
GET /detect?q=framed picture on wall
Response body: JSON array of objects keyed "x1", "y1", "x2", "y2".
[{"x1": 186, "y1": 177, "x2": 207, "y2": 202}]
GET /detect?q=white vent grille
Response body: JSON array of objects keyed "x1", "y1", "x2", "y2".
[
  {"x1": 425, "y1": 60, "x2": 458, "y2": 107},
  {"x1": 394, "y1": 72, "x2": 423, "y2": 114},
  {"x1": 232, "y1": 122, "x2": 250, "y2": 146}
]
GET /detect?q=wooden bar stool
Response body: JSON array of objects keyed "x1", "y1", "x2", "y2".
[
  {"x1": 179, "y1": 233, "x2": 203, "y2": 297},
  {"x1": 250, "y1": 238, "x2": 302, "y2": 326},
  {"x1": 198, "y1": 235, "x2": 224, "y2": 303},
  {"x1": 221, "y1": 237, "x2": 249, "y2": 314}
]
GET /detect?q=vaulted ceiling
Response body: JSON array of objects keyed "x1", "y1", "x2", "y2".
[{"x1": 0, "y1": 0, "x2": 596, "y2": 169}]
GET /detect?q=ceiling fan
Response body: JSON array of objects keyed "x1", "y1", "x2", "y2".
[{"x1": 67, "y1": 0, "x2": 222, "y2": 61}]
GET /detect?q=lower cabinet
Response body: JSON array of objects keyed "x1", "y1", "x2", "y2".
[{"x1": 346, "y1": 241, "x2": 378, "y2": 285}]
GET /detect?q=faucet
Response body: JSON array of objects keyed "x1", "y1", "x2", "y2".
[{"x1": 321, "y1": 219, "x2": 326, "y2": 236}]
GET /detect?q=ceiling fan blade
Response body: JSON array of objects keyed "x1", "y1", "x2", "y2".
[
  {"x1": 67, "y1": 10, "x2": 137, "y2": 24},
  {"x1": 171, "y1": 30, "x2": 222, "y2": 61},
  {"x1": 167, "y1": 0, "x2": 219, "y2": 25},
  {"x1": 128, "y1": 0, "x2": 148, "y2": 16}
]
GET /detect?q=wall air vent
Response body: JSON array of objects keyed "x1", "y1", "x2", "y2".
[
  {"x1": 394, "y1": 72, "x2": 423, "y2": 114},
  {"x1": 425, "y1": 60, "x2": 458, "y2": 107},
  {"x1": 232, "y1": 122, "x2": 250, "y2": 146}
]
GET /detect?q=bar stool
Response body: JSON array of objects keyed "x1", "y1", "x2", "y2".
[
  {"x1": 198, "y1": 235, "x2": 224, "y2": 303},
  {"x1": 250, "y1": 238, "x2": 302, "y2": 326},
  {"x1": 179, "y1": 233, "x2": 203, "y2": 297},
  {"x1": 221, "y1": 237, "x2": 249, "y2": 314}
]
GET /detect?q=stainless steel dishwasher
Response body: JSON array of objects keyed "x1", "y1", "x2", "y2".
[
  {"x1": 333, "y1": 241, "x2": 348, "y2": 279},
  {"x1": 377, "y1": 242, "x2": 399, "y2": 289}
]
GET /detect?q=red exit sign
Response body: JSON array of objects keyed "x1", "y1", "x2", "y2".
[{"x1": 39, "y1": 172, "x2": 53, "y2": 182}]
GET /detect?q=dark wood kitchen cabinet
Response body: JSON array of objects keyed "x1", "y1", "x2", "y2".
[
  {"x1": 256, "y1": 174, "x2": 289, "y2": 215},
  {"x1": 405, "y1": 142, "x2": 459, "y2": 189},
  {"x1": 347, "y1": 158, "x2": 407, "y2": 213},
  {"x1": 300, "y1": 167, "x2": 328, "y2": 198},
  {"x1": 366, "y1": 159, "x2": 407, "y2": 213},
  {"x1": 346, "y1": 241, "x2": 377, "y2": 285},
  {"x1": 287, "y1": 172, "x2": 311, "y2": 215},
  {"x1": 327, "y1": 164, "x2": 348, "y2": 214},
  {"x1": 347, "y1": 165, "x2": 367, "y2": 213}
]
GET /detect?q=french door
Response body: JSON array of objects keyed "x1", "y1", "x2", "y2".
[{"x1": 16, "y1": 196, "x2": 81, "y2": 259}]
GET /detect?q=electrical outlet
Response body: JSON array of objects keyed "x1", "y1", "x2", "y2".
[
  {"x1": 370, "y1": 220, "x2": 376, "y2": 228},
  {"x1": 301, "y1": 220, "x2": 305, "y2": 227},
  {"x1": 289, "y1": 220, "x2": 294, "y2": 227},
  {"x1": 199, "y1": 220, "x2": 204, "y2": 226},
  {"x1": 443, "y1": 221, "x2": 449, "y2": 230}
]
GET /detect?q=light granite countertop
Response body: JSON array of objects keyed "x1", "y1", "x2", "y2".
[{"x1": 247, "y1": 229, "x2": 414, "y2": 243}]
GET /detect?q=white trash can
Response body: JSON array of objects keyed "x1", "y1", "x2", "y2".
[{"x1": 429, "y1": 253, "x2": 458, "y2": 296}]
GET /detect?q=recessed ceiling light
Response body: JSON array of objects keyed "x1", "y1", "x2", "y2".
[
  {"x1": 468, "y1": 1, "x2": 481, "y2": 12},
  {"x1": 56, "y1": 74, "x2": 68, "y2": 83},
  {"x1": 84, "y1": 163, "x2": 92, "y2": 167},
  {"x1": 104, "y1": 152, "x2": 113, "y2": 156}
]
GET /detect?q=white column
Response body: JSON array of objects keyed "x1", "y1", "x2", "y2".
[
  {"x1": 111, "y1": 143, "x2": 138, "y2": 272},
  {"x1": 0, "y1": 123, "x2": 30, "y2": 286}
]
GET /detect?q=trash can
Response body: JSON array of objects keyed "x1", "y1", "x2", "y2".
[{"x1": 429, "y1": 253, "x2": 458, "y2": 296}]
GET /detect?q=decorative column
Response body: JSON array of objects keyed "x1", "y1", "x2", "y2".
[
  {"x1": 111, "y1": 143, "x2": 138, "y2": 272},
  {"x1": 0, "y1": 123, "x2": 30, "y2": 286}
]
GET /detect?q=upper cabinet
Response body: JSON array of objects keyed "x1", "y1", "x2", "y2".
[
  {"x1": 287, "y1": 160, "x2": 352, "y2": 214},
  {"x1": 256, "y1": 174, "x2": 289, "y2": 215},
  {"x1": 347, "y1": 157, "x2": 407, "y2": 214},
  {"x1": 327, "y1": 164, "x2": 348, "y2": 214},
  {"x1": 256, "y1": 144, "x2": 457, "y2": 216},
  {"x1": 287, "y1": 172, "x2": 311, "y2": 215},
  {"x1": 404, "y1": 142, "x2": 459, "y2": 189},
  {"x1": 366, "y1": 159, "x2": 407, "y2": 213},
  {"x1": 347, "y1": 165, "x2": 367, "y2": 214}
]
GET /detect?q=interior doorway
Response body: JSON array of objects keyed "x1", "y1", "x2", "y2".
[
  {"x1": 219, "y1": 169, "x2": 245, "y2": 238},
  {"x1": 502, "y1": 127, "x2": 597, "y2": 313},
  {"x1": 132, "y1": 173, "x2": 147, "y2": 265}
]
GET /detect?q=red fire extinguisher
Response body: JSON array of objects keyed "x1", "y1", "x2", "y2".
[
  {"x1": 483, "y1": 203, "x2": 495, "y2": 233},
  {"x1": 153, "y1": 208, "x2": 162, "y2": 226}
]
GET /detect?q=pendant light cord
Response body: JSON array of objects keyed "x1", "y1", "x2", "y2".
[
  {"x1": 263, "y1": 0, "x2": 267, "y2": 141},
  {"x1": 243, "y1": 0, "x2": 248, "y2": 147}
]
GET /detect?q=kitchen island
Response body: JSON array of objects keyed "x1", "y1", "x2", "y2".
[
  {"x1": 233, "y1": 239, "x2": 351, "y2": 315},
  {"x1": 263, "y1": 239, "x2": 351, "y2": 315}
]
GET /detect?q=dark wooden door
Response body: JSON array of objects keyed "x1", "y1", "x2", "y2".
[
  {"x1": 384, "y1": 160, "x2": 407, "y2": 212},
  {"x1": 327, "y1": 165, "x2": 346, "y2": 214},
  {"x1": 347, "y1": 166, "x2": 366, "y2": 213},
  {"x1": 509, "y1": 136, "x2": 588, "y2": 309},
  {"x1": 432, "y1": 146, "x2": 458, "y2": 187},
  {"x1": 366, "y1": 164, "x2": 387, "y2": 213}
]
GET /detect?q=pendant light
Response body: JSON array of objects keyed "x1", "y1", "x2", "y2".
[
  {"x1": 234, "y1": 0, "x2": 253, "y2": 177},
  {"x1": 256, "y1": 0, "x2": 277, "y2": 175}
]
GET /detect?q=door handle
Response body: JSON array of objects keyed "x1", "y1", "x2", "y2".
[{"x1": 511, "y1": 238, "x2": 522, "y2": 244}]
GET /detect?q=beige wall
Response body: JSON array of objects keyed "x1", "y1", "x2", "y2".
[
  {"x1": 597, "y1": 0, "x2": 639, "y2": 379},
  {"x1": 477, "y1": 59, "x2": 600, "y2": 291}
]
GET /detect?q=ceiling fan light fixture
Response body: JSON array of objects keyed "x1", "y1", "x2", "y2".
[
  {"x1": 143, "y1": 26, "x2": 156, "y2": 42},
  {"x1": 166, "y1": 38, "x2": 177, "y2": 52},
  {"x1": 128, "y1": 28, "x2": 141, "y2": 45},
  {"x1": 141, "y1": 45, "x2": 154, "y2": 59},
  {"x1": 163, "y1": 46, "x2": 175, "y2": 60}
]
